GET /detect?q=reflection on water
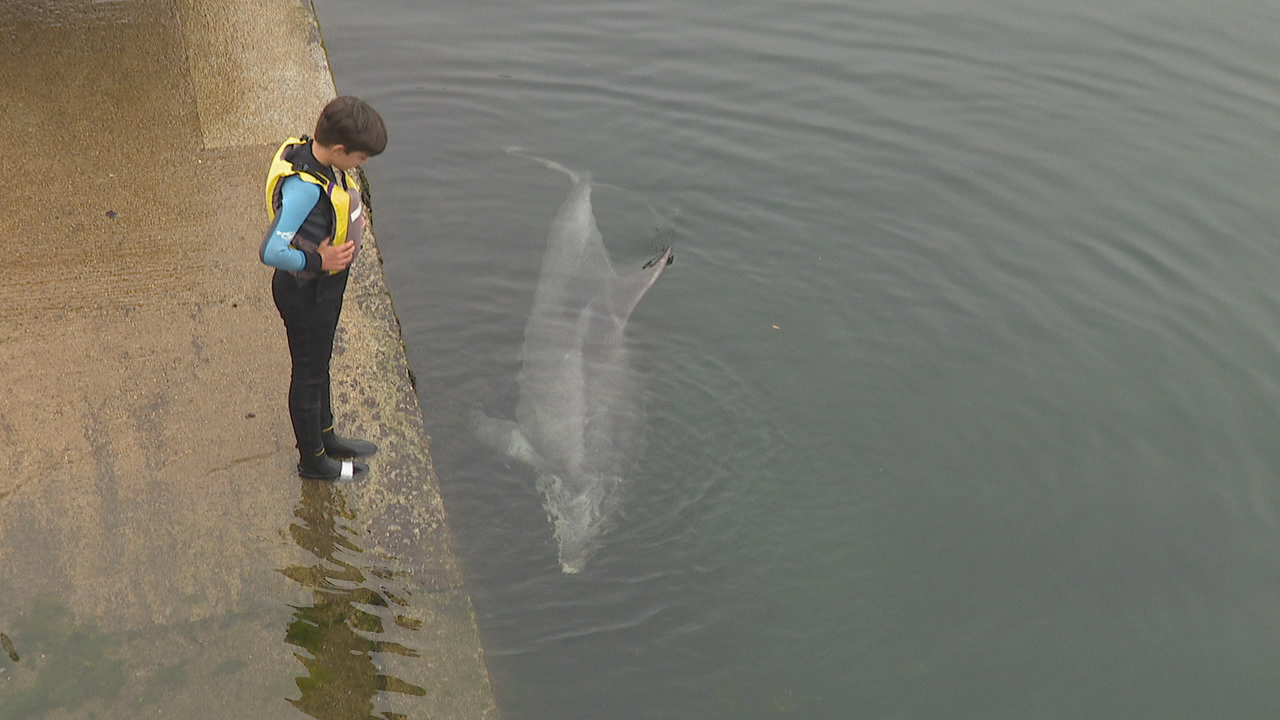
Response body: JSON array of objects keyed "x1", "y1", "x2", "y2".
[{"x1": 281, "y1": 482, "x2": 427, "y2": 720}]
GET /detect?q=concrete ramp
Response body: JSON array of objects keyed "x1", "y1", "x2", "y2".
[{"x1": 0, "y1": 1, "x2": 497, "y2": 717}]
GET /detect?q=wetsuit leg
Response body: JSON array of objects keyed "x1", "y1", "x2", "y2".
[{"x1": 273, "y1": 271, "x2": 345, "y2": 460}]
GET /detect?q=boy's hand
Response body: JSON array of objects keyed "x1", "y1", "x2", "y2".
[{"x1": 317, "y1": 237, "x2": 355, "y2": 272}]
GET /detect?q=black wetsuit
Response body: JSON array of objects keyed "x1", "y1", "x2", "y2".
[{"x1": 263, "y1": 142, "x2": 352, "y2": 461}]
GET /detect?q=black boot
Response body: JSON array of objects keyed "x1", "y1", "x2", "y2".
[
  {"x1": 322, "y1": 430, "x2": 378, "y2": 459},
  {"x1": 298, "y1": 450, "x2": 368, "y2": 480}
]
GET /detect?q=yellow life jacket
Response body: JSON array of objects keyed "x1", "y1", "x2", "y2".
[{"x1": 264, "y1": 137, "x2": 365, "y2": 275}]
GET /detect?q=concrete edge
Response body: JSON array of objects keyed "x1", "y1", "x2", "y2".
[{"x1": 297, "y1": 5, "x2": 501, "y2": 717}]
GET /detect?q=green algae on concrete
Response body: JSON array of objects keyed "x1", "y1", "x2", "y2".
[
  {"x1": 0, "y1": 596, "x2": 296, "y2": 720},
  {"x1": 0, "y1": 598, "x2": 126, "y2": 720},
  {"x1": 281, "y1": 474, "x2": 496, "y2": 720}
]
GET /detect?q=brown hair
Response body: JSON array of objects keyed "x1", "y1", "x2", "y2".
[{"x1": 314, "y1": 96, "x2": 387, "y2": 156}]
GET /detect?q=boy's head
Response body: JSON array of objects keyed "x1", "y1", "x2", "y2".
[{"x1": 314, "y1": 96, "x2": 387, "y2": 170}]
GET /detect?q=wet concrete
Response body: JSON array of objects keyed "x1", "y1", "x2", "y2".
[{"x1": 0, "y1": 1, "x2": 497, "y2": 717}]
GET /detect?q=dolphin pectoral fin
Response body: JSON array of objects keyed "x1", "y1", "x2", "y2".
[
  {"x1": 470, "y1": 407, "x2": 543, "y2": 466},
  {"x1": 505, "y1": 429, "x2": 543, "y2": 467}
]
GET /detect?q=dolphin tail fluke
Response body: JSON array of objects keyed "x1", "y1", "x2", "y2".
[{"x1": 603, "y1": 246, "x2": 673, "y2": 326}]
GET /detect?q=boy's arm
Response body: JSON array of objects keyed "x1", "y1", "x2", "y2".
[{"x1": 259, "y1": 176, "x2": 323, "y2": 273}]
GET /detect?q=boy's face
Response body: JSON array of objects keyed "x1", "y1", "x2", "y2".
[{"x1": 330, "y1": 145, "x2": 370, "y2": 172}]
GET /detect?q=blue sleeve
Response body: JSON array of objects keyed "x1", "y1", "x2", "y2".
[{"x1": 259, "y1": 176, "x2": 322, "y2": 272}]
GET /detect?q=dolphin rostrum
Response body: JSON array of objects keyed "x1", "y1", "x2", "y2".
[{"x1": 473, "y1": 151, "x2": 673, "y2": 573}]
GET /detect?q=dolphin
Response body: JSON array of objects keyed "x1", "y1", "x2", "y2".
[{"x1": 473, "y1": 151, "x2": 673, "y2": 573}]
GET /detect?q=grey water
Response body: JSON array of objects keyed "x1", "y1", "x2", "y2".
[{"x1": 311, "y1": 0, "x2": 1280, "y2": 717}]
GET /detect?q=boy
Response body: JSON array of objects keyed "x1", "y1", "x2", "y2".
[{"x1": 260, "y1": 96, "x2": 388, "y2": 480}]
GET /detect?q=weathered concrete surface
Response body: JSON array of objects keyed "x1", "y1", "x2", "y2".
[{"x1": 0, "y1": 1, "x2": 497, "y2": 717}]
